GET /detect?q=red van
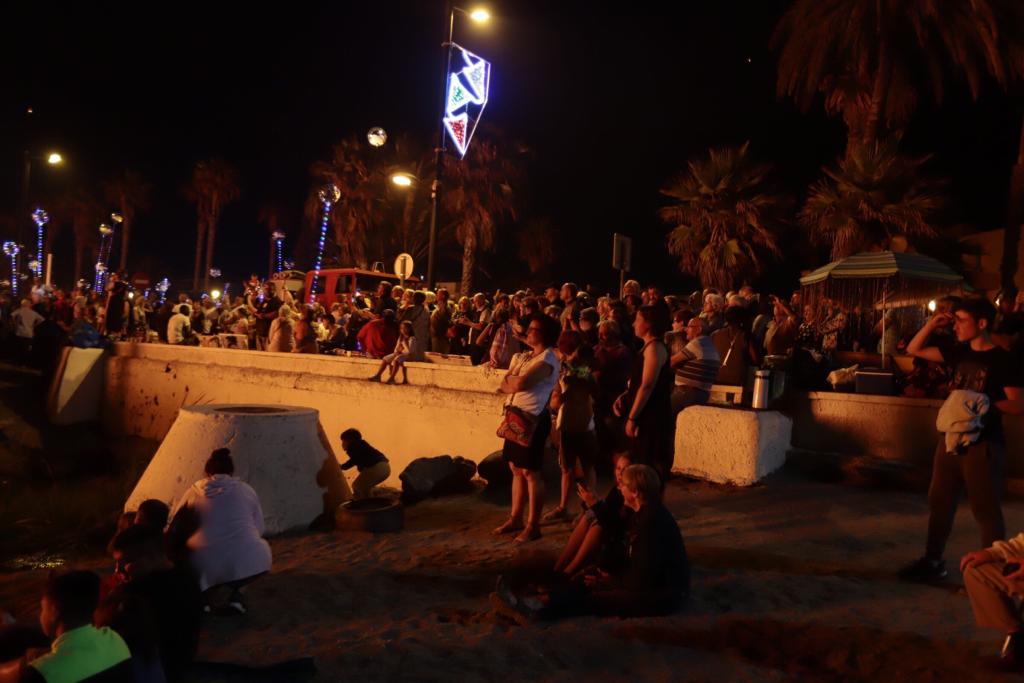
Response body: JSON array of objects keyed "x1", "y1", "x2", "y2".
[{"x1": 302, "y1": 268, "x2": 421, "y2": 309}]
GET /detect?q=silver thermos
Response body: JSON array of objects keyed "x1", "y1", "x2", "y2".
[{"x1": 752, "y1": 369, "x2": 770, "y2": 409}]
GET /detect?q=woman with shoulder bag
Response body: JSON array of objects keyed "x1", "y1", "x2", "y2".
[{"x1": 494, "y1": 313, "x2": 562, "y2": 543}]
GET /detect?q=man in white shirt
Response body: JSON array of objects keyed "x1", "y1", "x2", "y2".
[
  {"x1": 11, "y1": 298, "x2": 43, "y2": 362},
  {"x1": 167, "y1": 305, "x2": 191, "y2": 344}
]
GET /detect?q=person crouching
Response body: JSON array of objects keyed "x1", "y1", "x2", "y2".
[{"x1": 339, "y1": 428, "x2": 391, "y2": 499}]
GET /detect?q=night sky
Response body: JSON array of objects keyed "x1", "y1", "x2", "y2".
[{"x1": 2, "y1": 1, "x2": 1021, "y2": 295}]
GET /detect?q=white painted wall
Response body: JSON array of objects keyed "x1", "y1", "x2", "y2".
[{"x1": 103, "y1": 343, "x2": 507, "y2": 487}]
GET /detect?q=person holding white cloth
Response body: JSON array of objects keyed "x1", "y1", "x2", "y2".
[
  {"x1": 170, "y1": 448, "x2": 272, "y2": 614},
  {"x1": 493, "y1": 313, "x2": 562, "y2": 543}
]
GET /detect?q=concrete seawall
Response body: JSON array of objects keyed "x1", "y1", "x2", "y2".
[{"x1": 102, "y1": 343, "x2": 507, "y2": 486}]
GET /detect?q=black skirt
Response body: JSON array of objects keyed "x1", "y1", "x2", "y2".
[{"x1": 502, "y1": 409, "x2": 552, "y2": 471}]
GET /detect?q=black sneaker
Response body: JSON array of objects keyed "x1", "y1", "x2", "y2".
[{"x1": 898, "y1": 557, "x2": 948, "y2": 582}]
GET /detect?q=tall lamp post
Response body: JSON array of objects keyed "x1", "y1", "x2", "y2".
[
  {"x1": 426, "y1": 5, "x2": 490, "y2": 290},
  {"x1": 20, "y1": 151, "x2": 63, "y2": 246}
]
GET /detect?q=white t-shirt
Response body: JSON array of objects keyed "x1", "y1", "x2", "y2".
[
  {"x1": 506, "y1": 348, "x2": 560, "y2": 416},
  {"x1": 11, "y1": 307, "x2": 43, "y2": 339},
  {"x1": 168, "y1": 313, "x2": 190, "y2": 344}
]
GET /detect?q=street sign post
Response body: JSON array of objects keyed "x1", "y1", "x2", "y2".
[{"x1": 612, "y1": 233, "x2": 632, "y2": 297}]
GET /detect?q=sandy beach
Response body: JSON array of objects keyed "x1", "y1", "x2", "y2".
[{"x1": 3, "y1": 467, "x2": 1020, "y2": 682}]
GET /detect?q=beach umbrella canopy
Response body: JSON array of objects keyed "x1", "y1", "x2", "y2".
[{"x1": 800, "y1": 251, "x2": 963, "y2": 287}]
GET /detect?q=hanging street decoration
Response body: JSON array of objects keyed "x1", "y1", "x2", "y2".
[
  {"x1": 309, "y1": 183, "x2": 341, "y2": 304},
  {"x1": 443, "y1": 44, "x2": 490, "y2": 158},
  {"x1": 3, "y1": 242, "x2": 20, "y2": 297},
  {"x1": 31, "y1": 208, "x2": 48, "y2": 280}
]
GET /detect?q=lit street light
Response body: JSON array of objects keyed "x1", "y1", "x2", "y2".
[
  {"x1": 390, "y1": 172, "x2": 414, "y2": 188},
  {"x1": 426, "y1": 4, "x2": 492, "y2": 289},
  {"x1": 21, "y1": 148, "x2": 65, "y2": 247}
]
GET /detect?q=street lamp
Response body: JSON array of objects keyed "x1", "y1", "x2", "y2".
[
  {"x1": 390, "y1": 172, "x2": 414, "y2": 188},
  {"x1": 21, "y1": 149, "x2": 65, "y2": 245},
  {"x1": 47, "y1": 153, "x2": 63, "y2": 166},
  {"x1": 426, "y1": 4, "x2": 491, "y2": 290}
]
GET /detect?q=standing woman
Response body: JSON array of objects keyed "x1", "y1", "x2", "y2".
[
  {"x1": 292, "y1": 305, "x2": 319, "y2": 354},
  {"x1": 615, "y1": 305, "x2": 674, "y2": 482},
  {"x1": 267, "y1": 305, "x2": 295, "y2": 353},
  {"x1": 494, "y1": 313, "x2": 562, "y2": 543}
]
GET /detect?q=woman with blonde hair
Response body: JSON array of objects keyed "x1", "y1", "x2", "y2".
[{"x1": 267, "y1": 305, "x2": 295, "y2": 352}]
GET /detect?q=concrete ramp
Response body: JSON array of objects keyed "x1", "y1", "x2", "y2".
[
  {"x1": 47, "y1": 347, "x2": 106, "y2": 425},
  {"x1": 126, "y1": 404, "x2": 351, "y2": 534}
]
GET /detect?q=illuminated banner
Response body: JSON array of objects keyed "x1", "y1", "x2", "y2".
[{"x1": 443, "y1": 44, "x2": 490, "y2": 158}]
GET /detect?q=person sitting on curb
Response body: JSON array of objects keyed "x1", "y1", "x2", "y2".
[
  {"x1": 339, "y1": 428, "x2": 391, "y2": 499},
  {"x1": 961, "y1": 533, "x2": 1024, "y2": 671},
  {"x1": 368, "y1": 321, "x2": 415, "y2": 384}
]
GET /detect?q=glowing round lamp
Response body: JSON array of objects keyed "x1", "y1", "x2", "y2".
[{"x1": 367, "y1": 127, "x2": 388, "y2": 147}]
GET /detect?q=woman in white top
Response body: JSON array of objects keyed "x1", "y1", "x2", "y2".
[
  {"x1": 493, "y1": 313, "x2": 562, "y2": 543},
  {"x1": 170, "y1": 448, "x2": 272, "y2": 614},
  {"x1": 267, "y1": 305, "x2": 295, "y2": 352}
]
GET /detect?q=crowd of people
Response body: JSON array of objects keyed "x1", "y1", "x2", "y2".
[
  {"x1": 5, "y1": 270, "x2": 1023, "y2": 400},
  {"x1": 3, "y1": 271, "x2": 1024, "y2": 675}
]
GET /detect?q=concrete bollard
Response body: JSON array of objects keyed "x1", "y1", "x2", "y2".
[{"x1": 673, "y1": 405, "x2": 792, "y2": 486}]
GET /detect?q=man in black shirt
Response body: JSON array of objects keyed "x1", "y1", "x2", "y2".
[
  {"x1": 372, "y1": 281, "x2": 397, "y2": 319},
  {"x1": 901, "y1": 297, "x2": 1024, "y2": 582},
  {"x1": 253, "y1": 283, "x2": 283, "y2": 350}
]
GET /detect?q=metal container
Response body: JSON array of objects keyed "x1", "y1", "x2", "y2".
[{"x1": 752, "y1": 369, "x2": 771, "y2": 409}]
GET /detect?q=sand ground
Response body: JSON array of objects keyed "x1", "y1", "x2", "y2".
[{"x1": 4, "y1": 470, "x2": 1021, "y2": 683}]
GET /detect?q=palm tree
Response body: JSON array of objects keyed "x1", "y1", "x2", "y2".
[
  {"x1": 799, "y1": 138, "x2": 943, "y2": 261},
  {"x1": 773, "y1": 0, "x2": 1024, "y2": 154},
  {"x1": 307, "y1": 137, "x2": 382, "y2": 269},
  {"x1": 658, "y1": 143, "x2": 787, "y2": 291},
  {"x1": 185, "y1": 159, "x2": 240, "y2": 292},
  {"x1": 442, "y1": 138, "x2": 521, "y2": 294},
  {"x1": 517, "y1": 217, "x2": 557, "y2": 277},
  {"x1": 384, "y1": 133, "x2": 432, "y2": 263},
  {"x1": 102, "y1": 170, "x2": 152, "y2": 273},
  {"x1": 65, "y1": 190, "x2": 102, "y2": 283}
]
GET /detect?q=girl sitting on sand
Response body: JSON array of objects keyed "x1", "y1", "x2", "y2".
[
  {"x1": 553, "y1": 451, "x2": 632, "y2": 578},
  {"x1": 493, "y1": 464, "x2": 689, "y2": 622}
]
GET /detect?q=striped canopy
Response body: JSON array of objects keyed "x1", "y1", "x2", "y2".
[{"x1": 800, "y1": 251, "x2": 963, "y2": 286}]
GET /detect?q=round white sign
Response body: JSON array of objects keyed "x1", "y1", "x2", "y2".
[{"x1": 393, "y1": 253, "x2": 414, "y2": 280}]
